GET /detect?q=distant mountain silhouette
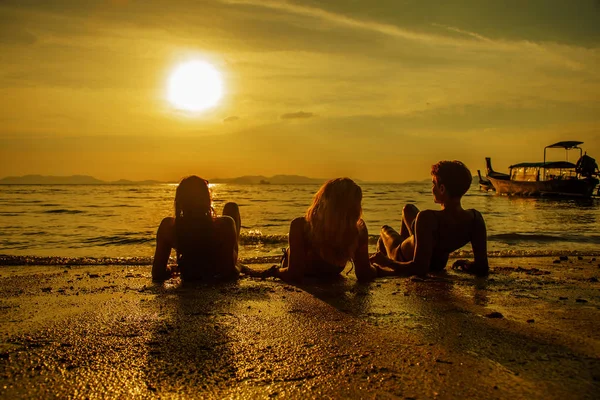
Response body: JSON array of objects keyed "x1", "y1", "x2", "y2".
[
  {"x1": 0, "y1": 175, "x2": 162, "y2": 185},
  {"x1": 404, "y1": 176, "x2": 478, "y2": 185},
  {"x1": 110, "y1": 179, "x2": 164, "y2": 185},
  {"x1": 0, "y1": 174, "x2": 370, "y2": 185},
  {"x1": 210, "y1": 175, "x2": 328, "y2": 184}
]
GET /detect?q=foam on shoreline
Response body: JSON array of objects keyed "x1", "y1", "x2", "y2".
[{"x1": 1, "y1": 251, "x2": 599, "y2": 267}]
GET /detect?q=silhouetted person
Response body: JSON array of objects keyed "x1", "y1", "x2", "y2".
[
  {"x1": 575, "y1": 153, "x2": 599, "y2": 178},
  {"x1": 152, "y1": 176, "x2": 241, "y2": 281},
  {"x1": 371, "y1": 161, "x2": 489, "y2": 276},
  {"x1": 271, "y1": 178, "x2": 377, "y2": 282}
]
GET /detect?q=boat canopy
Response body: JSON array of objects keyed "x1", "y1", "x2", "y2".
[
  {"x1": 545, "y1": 141, "x2": 583, "y2": 149},
  {"x1": 510, "y1": 161, "x2": 576, "y2": 169}
]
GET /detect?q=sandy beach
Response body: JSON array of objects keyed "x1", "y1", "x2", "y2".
[{"x1": 1, "y1": 256, "x2": 599, "y2": 399}]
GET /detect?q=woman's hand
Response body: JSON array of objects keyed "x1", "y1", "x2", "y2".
[
  {"x1": 369, "y1": 252, "x2": 390, "y2": 266},
  {"x1": 452, "y1": 259, "x2": 489, "y2": 276},
  {"x1": 369, "y1": 252, "x2": 397, "y2": 277},
  {"x1": 374, "y1": 263, "x2": 396, "y2": 277}
]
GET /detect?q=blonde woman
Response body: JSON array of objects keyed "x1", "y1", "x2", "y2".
[{"x1": 273, "y1": 178, "x2": 377, "y2": 282}]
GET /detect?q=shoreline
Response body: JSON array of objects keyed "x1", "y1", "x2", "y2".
[
  {"x1": 1, "y1": 257, "x2": 599, "y2": 398},
  {"x1": 1, "y1": 252, "x2": 600, "y2": 267}
]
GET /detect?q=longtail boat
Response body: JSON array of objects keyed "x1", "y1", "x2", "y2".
[
  {"x1": 477, "y1": 170, "x2": 494, "y2": 192},
  {"x1": 484, "y1": 141, "x2": 599, "y2": 198}
]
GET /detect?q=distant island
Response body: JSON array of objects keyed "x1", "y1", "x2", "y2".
[
  {"x1": 0, "y1": 174, "x2": 477, "y2": 185},
  {"x1": 0, "y1": 175, "x2": 163, "y2": 185},
  {"x1": 210, "y1": 175, "x2": 328, "y2": 184},
  {"x1": 0, "y1": 174, "x2": 329, "y2": 185}
]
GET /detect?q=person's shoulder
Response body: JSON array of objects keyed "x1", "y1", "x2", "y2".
[
  {"x1": 212, "y1": 216, "x2": 238, "y2": 241},
  {"x1": 468, "y1": 208, "x2": 485, "y2": 222},
  {"x1": 156, "y1": 217, "x2": 175, "y2": 245},
  {"x1": 414, "y1": 209, "x2": 438, "y2": 229},
  {"x1": 288, "y1": 216, "x2": 308, "y2": 236},
  {"x1": 158, "y1": 216, "x2": 175, "y2": 231},
  {"x1": 416, "y1": 209, "x2": 437, "y2": 220},
  {"x1": 290, "y1": 216, "x2": 307, "y2": 228},
  {"x1": 213, "y1": 215, "x2": 236, "y2": 230}
]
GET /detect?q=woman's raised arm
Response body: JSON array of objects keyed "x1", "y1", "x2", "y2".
[{"x1": 152, "y1": 217, "x2": 175, "y2": 281}]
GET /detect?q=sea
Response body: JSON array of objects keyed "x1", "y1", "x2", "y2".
[{"x1": 1, "y1": 182, "x2": 599, "y2": 266}]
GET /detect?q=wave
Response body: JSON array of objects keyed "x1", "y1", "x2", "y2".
[
  {"x1": 0, "y1": 199, "x2": 43, "y2": 203},
  {"x1": 83, "y1": 234, "x2": 154, "y2": 246},
  {"x1": 42, "y1": 209, "x2": 85, "y2": 214},
  {"x1": 489, "y1": 233, "x2": 600, "y2": 244},
  {"x1": 77, "y1": 232, "x2": 288, "y2": 247},
  {"x1": 240, "y1": 233, "x2": 288, "y2": 245},
  {"x1": 22, "y1": 231, "x2": 48, "y2": 236},
  {"x1": 1, "y1": 249, "x2": 599, "y2": 266},
  {"x1": 238, "y1": 233, "x2": 386, "y2": 245},
  {"x1": 83, "y1": 204, "x2": 141, "y2": 208},
  {"x1": 238, "y1": 233, "x2": 600, "y2": 246}
]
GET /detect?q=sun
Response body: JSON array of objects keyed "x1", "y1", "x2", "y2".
[{"x1": 167, "y1": 61, "x2": 223, "y2": 112}]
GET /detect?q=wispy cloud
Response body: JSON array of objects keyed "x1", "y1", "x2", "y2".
[
  {"x1": 280, "y1": 111, "x2": 314, "y2": 120},
  {"x1": 0, "y1": 22, "x2": 37, "y2": 45},
  {"x1": 221, "y1": 0, "x2": 463, "y2": 44},
  {"x1": 431, "y1": 23, "x2": 493, "y2": 43},
  {"x1": 223, "y1": 116, "x2": 240, "y2": 122},
  {"x1": 221, "y1": 0, "x2": 597, "y2": 71}
]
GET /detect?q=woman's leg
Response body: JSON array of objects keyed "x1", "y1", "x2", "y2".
[
  {"x1": 378, "y1": 204, "x2": 419, "y2": 261},
  {"x1": 215, "y1": 202, "x2": 242, "y2": 279},
  {"x1": 378, "y1": 225, "x2": 404, "y2": 261},
  {"x1": 400, "y1": 204, "x2": 419, "y2": 238},
  {"x1": 222, "y1": 202, "x2": 241, "y2": 241}
]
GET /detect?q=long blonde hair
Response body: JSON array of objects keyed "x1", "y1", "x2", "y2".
[{"x1": 305, "y1": 178, "x2": 363, "y2": 266}]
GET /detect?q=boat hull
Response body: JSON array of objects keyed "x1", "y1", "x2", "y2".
[
  {"x1": 488, "y1": 176, "x2": 598, "y2": 197},
  {"x1": 477, "y1": 170, "x2": 494, "y2": 191}
]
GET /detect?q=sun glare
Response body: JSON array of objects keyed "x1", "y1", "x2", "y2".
[{"x1": 167, "y1": 61, "x2": 223, "y2": 112}]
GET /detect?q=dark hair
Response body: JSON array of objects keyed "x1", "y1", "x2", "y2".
[
  {"x1": 431, "y1": 161, "x2": 472, "y2": 198},
  {"x1": 174, "y1": 176, "x2": 215, "y2": 278}
]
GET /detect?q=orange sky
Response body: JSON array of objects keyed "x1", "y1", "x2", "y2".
[{"x1": 1, "y1": 0, "x2": 599, "y2": 182}]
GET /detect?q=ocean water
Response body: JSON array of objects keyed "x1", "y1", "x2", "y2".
[{"x1": 1, "y1": 182, "x2": 599, "y2": 265}]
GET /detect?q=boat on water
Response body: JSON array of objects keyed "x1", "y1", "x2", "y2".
[
  {"x1": 484, "y1": 141, "x2": 599, "y2": 198},
  {"x1": 477, "y1": 170, "x2": 494, "y2": 192}
]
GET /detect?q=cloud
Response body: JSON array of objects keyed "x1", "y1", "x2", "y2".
[
  {"x1": 430, "y1": 23, "x2": 493, "y2": 43},
  {"x1": 222, "y1": 0, "x2": 440, "y2": 41},
  {"x1": 280, "y1": 111, "x2": 314, "y2": 120},
  {"x1": 0, "y1": 24, "x2": 37, "y2": 45},
  {"x1": 223, "y1": 116, "x2": 240, "y2": 122}
]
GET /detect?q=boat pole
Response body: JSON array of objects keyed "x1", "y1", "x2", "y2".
[{"x1": 544, "y1": 145, "x2": 547, "y2": 181}]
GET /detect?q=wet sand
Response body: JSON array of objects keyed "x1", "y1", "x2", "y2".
[{"x1": 1, "y1": 256, "x2": 599, "y2": 399}]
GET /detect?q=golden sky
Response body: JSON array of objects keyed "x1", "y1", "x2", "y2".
[{"x1": 1, "y1": 0, "x2": 599, "y2": 182}]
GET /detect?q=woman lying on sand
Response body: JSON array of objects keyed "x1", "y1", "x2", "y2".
[
  {"x1": 264, "y1": 178, "x2": 377, "y2": 282},
  {"x1": 152, "y1": 176, "x2": 241, "y2": 281},
  {"x1": 371, "y1": 160, "x2": 489, "y2": 277}
]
